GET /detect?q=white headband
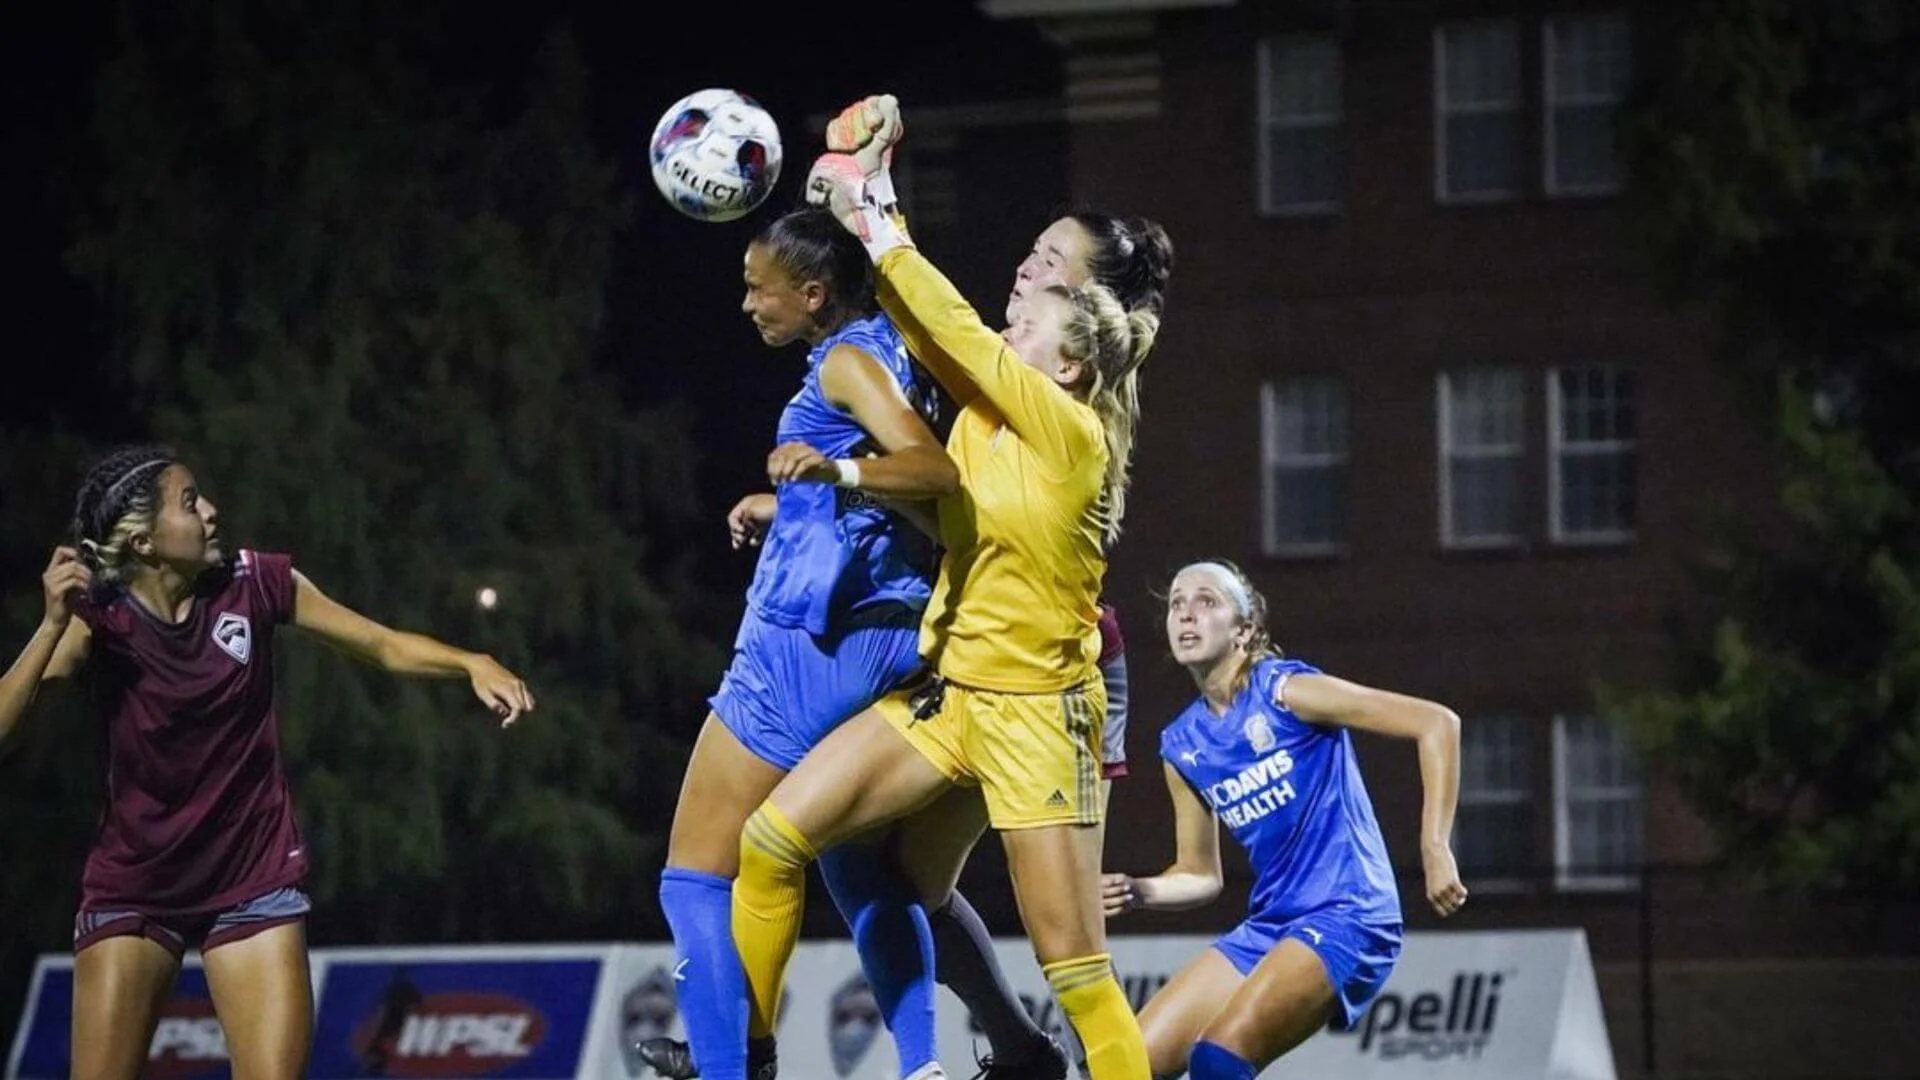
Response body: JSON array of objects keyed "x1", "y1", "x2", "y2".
[{"x1": 1177, "y1": 561, "x2": 1253, "y2": 618}]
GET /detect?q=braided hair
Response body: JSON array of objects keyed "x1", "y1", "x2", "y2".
[{"x1": 69, "y1": 445, "x2": 176, "y2": 587}]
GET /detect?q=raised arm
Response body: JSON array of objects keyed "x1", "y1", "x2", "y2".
[
  {"x1": 765, "y1": 342, "x2": 959, "y2": 497},
  {"x1": 0, "y1": 548, "x2": 95, "y2": 744},
  {"x1": 875, "y1": 247, "x2": 1095, "y2": 470},
  {"x1": 882, "y1": 301, "x2": 981, "y2": 409},
  {"x1": 1283, "y1": 672, "x2": 1467, "y2": 917},
  {"x1": 1103, "y1": 761, "x2": 1224, "y2": 916},
  {"x1": 290, "y1": 571, "x2": 535, "y2": 727}
]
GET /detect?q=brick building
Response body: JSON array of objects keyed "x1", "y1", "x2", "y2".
[{"x1": 886, "y1": 3, "x2": 1920, "y2": 1076}]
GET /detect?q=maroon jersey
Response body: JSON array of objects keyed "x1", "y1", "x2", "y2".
[
  {"x1": 1096, "y1": 601, "x2": 1124, "y2": 667},
  {"x1": 74, "y1": 549, "x2": 308, "y2": 915}
]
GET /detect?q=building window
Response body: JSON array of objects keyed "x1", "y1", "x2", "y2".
[
  {"x1": 1261, "y1": 377, "x2": 1347, "y2": 555},
  {"x1": 1456, "y1": 716, "x2": 1534, "y2": 885},
  {"x1": 1438, "y1": 368, "x2": 1524, "y2": 547},
  {"x1": 1549, "y1": 366, "x2": 1636, "y2": 543},
  {"x1": 892, "y1": 132, "x2": 960, "y2": 230},
  {"x1": 1554, "y1": 714, "x2": 1643, "y2": 890},
  {"x1": 1258, "y1": 36, "x2": 1343, "y2": 214},
  {"x1": 1545, "y1": 14, "x2": 1632, "y2": 195},
  {"x1": 1435, "y1": 21, "x2": 1522, "y2": 202}
]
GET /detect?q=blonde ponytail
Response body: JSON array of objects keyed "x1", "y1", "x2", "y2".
[{"x1": 1049, "y1": 284, "x2": 1161, "y2": 547}]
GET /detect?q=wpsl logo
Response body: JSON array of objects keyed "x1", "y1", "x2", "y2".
[
  {"x1": 212, "y1": 613, "x2": 252, "y2": 664},
  {"x1": 827, "y1": 973, "x2": 881, "y2": 1078}
]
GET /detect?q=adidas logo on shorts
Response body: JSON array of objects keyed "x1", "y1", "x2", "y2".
[{"x1": 1045, "y1": 790, "x2": 1069, "y2": 809}]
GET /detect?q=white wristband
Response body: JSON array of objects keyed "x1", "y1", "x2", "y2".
[
  {"x1": 868, "y1": 167, "x2": 899, "y2": 211},
  {"x1": 832, "y1": 459, "x2": 862, "y2": 489},
  {"x1": 852, "y1": 201, "x2": 909, "y2": 262}
]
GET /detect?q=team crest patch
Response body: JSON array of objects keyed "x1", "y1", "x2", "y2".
[
  {"x1": 1245, "y1": 711, "x2": 1277, "y2": 754},
  {"x1": 212, "y1": 612, "x2": 252, "y2": 664}
]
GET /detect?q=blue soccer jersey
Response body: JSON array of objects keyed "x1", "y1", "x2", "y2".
[
  {"x1": 743, "y1": 313, "x2": 940, "y2": 636},
  {"x1": 1160, "y1": 657, "x2": 1401, "y2": 924}
]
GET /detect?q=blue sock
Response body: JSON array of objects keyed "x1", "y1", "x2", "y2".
[
  {"x1": 660, "y1": 867, "x2": 748, "y2": 1080},
  {"x1": 818, "y1": 842, "x2": 938, "y2": 1074},
  {"x1": 1188, "y1": 1041, "x2": 1255, "y2": 1080}
]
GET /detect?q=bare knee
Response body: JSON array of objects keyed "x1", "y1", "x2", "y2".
[
  {"x1": 666, "y1": 716, "x2": 787, "y2": 875},
  {"x1": 71, "y1": 936, "x2": 182, "y2": 1080},
  {"x1": 666, "y1": 804, "x2": 750, "y2": 877},
  {"x1": 1198, "y1": 990, "x2": 1329, "y2": 1067},
  {"x1": 1003, "y1": 827, "x2": 1105, "y2": 965},
  {"x1": 1144, "y1": 1031, "x2": 1190, "y2": 1078}
]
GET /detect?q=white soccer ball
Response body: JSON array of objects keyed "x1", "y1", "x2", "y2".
[{"x1": 648, "y1": 88, "x2": 783, "y2": 223}]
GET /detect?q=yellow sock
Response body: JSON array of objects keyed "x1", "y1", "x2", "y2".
[
  {"x1": 733, "y1": 804, "x2": 818, "y2": 1040},
  {"x1": 1045, "y1": 953, "x2": 1150, "y2": 1080}
]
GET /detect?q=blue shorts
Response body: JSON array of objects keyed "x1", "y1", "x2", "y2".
[
  {"x1": 75, "y1": 886, "x2": 312, "y2": 960},
  {"x1": 710, "y1": 604, "x2": 924, "y2": 771},
  {"x1": 1213, "y1": 904, "x2": 1403, "y2": 1030}
]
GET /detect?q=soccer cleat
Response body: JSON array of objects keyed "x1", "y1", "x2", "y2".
[
  {"x1": 633, "y1": 1036, "x2": 778, "y2": 1080},
  {"x1": 749, "y1": 1036, "x2": 779, "y2": 1080},
  {"x1": 967, "y1": 1035, "x2": 1069, "y2": 1080},
  {"x1": 904, "y1": 1064, "x2": 950, "y2": 1080},
  {"x1": 635, "y1": 1038, "x2": 696, "y2": 1079}
]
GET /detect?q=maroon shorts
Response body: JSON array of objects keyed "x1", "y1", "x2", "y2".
[{"x1": 73, "y1": 886, "x2": 311, "y2": 959}]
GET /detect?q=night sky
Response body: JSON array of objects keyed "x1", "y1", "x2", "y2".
[{"x1": 3, "y1": 0, "x2": 1061, "y2": 582}]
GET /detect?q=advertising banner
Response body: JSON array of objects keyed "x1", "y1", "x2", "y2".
[
  {"x1": 11, "y1": 930, "x2": 1611, "y2": 1080},
  {"x1": 306, "y1": 945, "x2": 618, "y2": 1080},
  {"x1": 8, "y1": 952, "x2": 328, "y2": 1080}
]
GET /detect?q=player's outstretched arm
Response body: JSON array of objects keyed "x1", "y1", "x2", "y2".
[
  {"x1": 1103, "y1": 761, "x2": 1224, "y2": 917},
  {"x1": 1283, "y1": 673, "x2": 1467, "y2": 917},
  {"x1": 290, "y1": 571, "x2": 535, "y2": 727},
  {"x1": 763, "y1": 343, "x2": 958, "y2": 498},
  {"x1": 0, "y1": 547, "x2": 94, "y2": 744},
  {"x1": 809, "y1": 148, "x2": 1092, "y2": 467}
]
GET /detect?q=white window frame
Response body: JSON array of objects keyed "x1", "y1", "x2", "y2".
[
  {"x1": 1437, "y1": 369, "x2": 1526, "y2": 549},
  {"x1": 1543, "y1": 14, "x2": 1632, "y2": 197},
  {"x1": 1548, "y1": 365, "x2": 1636, "y2": 545},
  {"x1": 891, "y1": 132, "x2": 959, "y2": 230},
  {"x1": 1257, "y1": 36, "x2": 1344, "y2": 216},
  {"x1": 1433, "y1": 20, "x2": 1524, "y2": 204},
  {"x1": 1455, "y1": 715, "x2": 1534, "y2": 892},
  {"x1": 1552, "y1": 714, "x2": 1642, "y2": 892},
  {"x1": 1260, "y1": 377, "x2": 1347, "y2": 556}
]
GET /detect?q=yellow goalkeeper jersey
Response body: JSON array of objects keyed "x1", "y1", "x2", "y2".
[{"x1": 875, "y1": 247, "x2": 1108, "y2": 693}]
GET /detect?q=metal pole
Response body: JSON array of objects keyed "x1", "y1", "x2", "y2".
[{"x1": 1639, "y1": 866, "x2": 1657, "y2": 1077}]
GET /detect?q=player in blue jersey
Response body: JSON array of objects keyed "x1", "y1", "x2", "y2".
[
  {"x1": 643, "y1": 206, "x2": 958, "y2": 1080},
  {"x1": 644, "y1": 98, "x2": 1174, "y2": 1080},
  {"x1": 1103, "y1": 559, "x2": 1467, "y2": 1080}
]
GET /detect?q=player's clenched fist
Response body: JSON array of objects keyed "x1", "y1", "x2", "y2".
[{"x1": 41, "y1": 546, "x2": 92, "y2": 628}]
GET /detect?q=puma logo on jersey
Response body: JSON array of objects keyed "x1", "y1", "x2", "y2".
[{"x1": 212, "y1": 613, "x2": 252, "y2": 664}]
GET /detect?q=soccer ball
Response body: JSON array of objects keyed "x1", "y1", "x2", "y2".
[{"x1": 649, "y1": 89, "x2": 783, "y2": 223}]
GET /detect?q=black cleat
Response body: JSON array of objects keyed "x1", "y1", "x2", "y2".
[
  {"x1": 634, "y1": 1036, "x2": 779, "y2": 1080},
  {"x1": 636, "y1": 1038, "x2": 697, "y2": 1080},
  {"x1": 748, "y1": 1036, "x2": 779, "y2": 1080},
  {"x1": 969, "y1": 1035, "x2": 1069, "y2": 1080}
]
